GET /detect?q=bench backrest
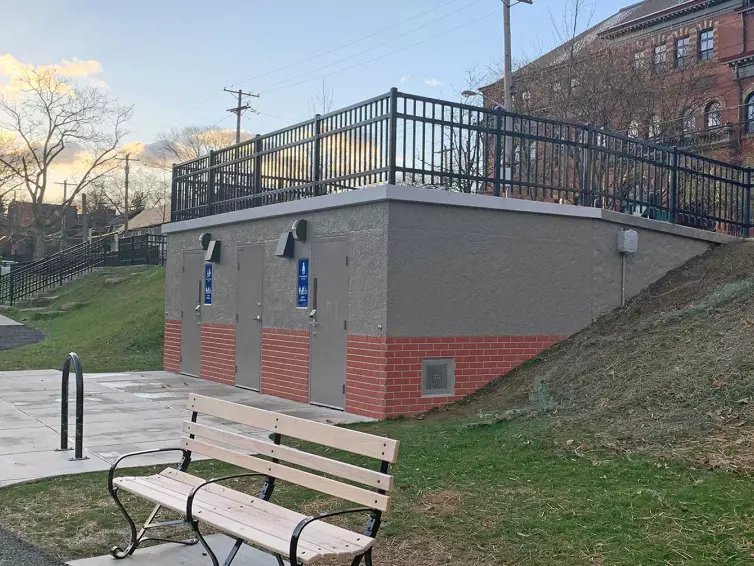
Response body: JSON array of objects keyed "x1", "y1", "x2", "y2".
[{"x1": 182, "y1": 393, "x2": 399, "y2": 512}]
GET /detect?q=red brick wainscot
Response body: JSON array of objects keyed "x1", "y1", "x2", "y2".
[
  {"x1": 163, "y1": 320, "x2": 181, "y2": 373},
  {"x1": 200, "y1": 323, "x2": 236, "y2": 385},
  {"x1": 349, "y1": 335, "x2": 561, "y2": 418},
  {"x1": 261, "y1": 328, "x2": 310, "y2": 403}
]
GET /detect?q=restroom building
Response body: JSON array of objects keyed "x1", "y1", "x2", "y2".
[{"x1": 163, "y1": 185, "x2": 729, "y2": 419}]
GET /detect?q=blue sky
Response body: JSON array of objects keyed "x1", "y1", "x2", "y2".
[{"x1": 2, "y1": 0, "x2": 627, "y2": 144}]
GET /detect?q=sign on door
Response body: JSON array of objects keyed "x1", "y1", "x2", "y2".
[
  {"x1": 297, "y1": 258, "x2": 309, "y2": 308},
  {"x1": 204, "y1": 263, "x2": 213, "y2": 305}
]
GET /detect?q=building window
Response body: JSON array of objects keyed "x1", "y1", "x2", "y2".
[
  {"x1": 570, "y1": 77, "x2": 579, "y2": 92},
  {"x1": 653, "y1": 44, "x2": 667, "y2": 68},
  {"x1": 634, "y1": 52, "x2": 644, "y2": 69},
  {"x1": 682, "y1": 110, "x2": 695, "y2": 135},
  {"x1": 706, "y1": 101, "x2": 721, "y2": 129},
  {"x1": 553, "y1": 81, "x2": 561, "y2": 92},
  {"x1": 699, "y1": 29, "x2": 714, "y2": 61},
  {"x1": 649, "y1": 115, "x2": 661, "y2": 139},
  {"x1": 747, "y1": 93, "x2": 754, "y2": 134},
  {"x1": 676, "y1": 36, "x2": 690, "y2": 68}
]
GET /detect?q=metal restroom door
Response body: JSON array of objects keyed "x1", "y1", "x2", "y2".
[
  {"x1": 180, "y1": 250, "x2": 203, "y2": 377},
  {"x1": 235, "y1": 245, "x2": 264, "y2": 390},
  {"x1": 309, "y1": 239, "x2": 349, "y2": 409}
]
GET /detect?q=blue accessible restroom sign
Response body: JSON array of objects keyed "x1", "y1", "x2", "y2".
[
  {"x1": 297, "y1": 259, "x2": 309, "y2": 308},
  {"x1": 204, "y1": 263, "x2": 213, "y2": 305}
]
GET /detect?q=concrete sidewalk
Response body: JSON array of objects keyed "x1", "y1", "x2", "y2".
[
  {"x1": 0, "y1": 370, "x2": 369, "y2": 487},
  {"x1": 67, "y1": 535, "x2": 279, "y2": 566}
]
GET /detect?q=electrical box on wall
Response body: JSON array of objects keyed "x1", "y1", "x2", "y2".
[{"x1": 617, "y1": 229, "x2": 638, "y2": 254}]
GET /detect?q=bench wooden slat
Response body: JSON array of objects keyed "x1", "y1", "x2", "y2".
[
  {"x1": 182, "y1": 421, "x2": 394, "y2": 492},
  {"x1": 182, "y1": 438, "x2": 391, "y2": 512},
  {"x1": 145, "y1": 475, "x2": 353, "y2": 554},
  {"x1": 187, "y1": 394, "x2": 399, "y2": 463},
  {"x1": 160, "y1": 469, "x2": 372, "y2": 550},
  {"x1": 113, "y1": 473, "x2": 373, "y2": 564}
]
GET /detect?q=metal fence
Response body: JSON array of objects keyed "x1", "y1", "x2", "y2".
[
  {"x1": 172, "y1": 89, "x2": 752, "y2": 236},
  {"x1": 0, "y1": 234, "x2": 167, "y2": 305}
]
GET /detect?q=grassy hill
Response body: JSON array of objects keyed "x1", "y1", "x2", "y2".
[
  {"x1": 0, "y1": 266, "x2": 165, "y2": 372},
  {"x1": 431, "y1": 241, "x2": 754, "y2": 472}
]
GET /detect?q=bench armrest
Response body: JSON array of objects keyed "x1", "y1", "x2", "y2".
[
  {"x1": 185, "y1": 473, "x2": 268, "y2": 523},
  {"x1": 290, "y1": 507, "x2": 373, "y2": 561},
  {"x1": 107, "y1": 448, "x2": 190, "y2": 494}
]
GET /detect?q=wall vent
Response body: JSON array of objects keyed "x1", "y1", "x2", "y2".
[{"x1": 422, "y1": 359, "x2": 455, "y2": 396}]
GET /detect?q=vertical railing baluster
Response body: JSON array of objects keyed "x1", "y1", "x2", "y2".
[{"x1": 388, "y1": 88, "x2": 398, "y2": 186}]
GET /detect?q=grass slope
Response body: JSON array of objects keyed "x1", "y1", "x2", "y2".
[
  {"x1": 0, "y1": 266, "x2": 165, "y2": 372},
  {"x1": 1, "y1": 420, "x2": 753, "y2": 565},
  {"x1": 433, "y1": 241, "x2": 754, "y2": 472},
  {"x1": 3, "y1": 245, "x2": 754, "y2": 564}
]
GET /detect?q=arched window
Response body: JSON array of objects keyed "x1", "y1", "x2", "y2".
[
  {"x1": 746, "y1": 93, "x2": 754, "y2": 134},
  {"x1": 706, "y1": 101, "x2": 721, "y2": 129}
]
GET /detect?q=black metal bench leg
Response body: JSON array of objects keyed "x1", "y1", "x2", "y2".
[
  {"x1": 109, "y1": 487, "x2": 139, "y2": 559},
  {"x1": 222, "y1": 538, "x2": 244, "y2": 566},
  {"x1": 110, "y1": 498, "x2": 198, "y2": 559},
  {"x1": 274, "y1": 553, "x2": 286, "y2": 566},
  {"x1": 191, "y1": 520, "x2": 219, "y2": 566},
  {"x1": 349, "y1": 550, "x2": 371, "y2": 566}
]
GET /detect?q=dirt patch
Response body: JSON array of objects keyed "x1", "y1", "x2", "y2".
[
  {"x1": 418, "y1": 490, "x2": 464, "y2": 515},
  {"x1": 424, "y1": 242, "x2": 754, "y2": 468}
]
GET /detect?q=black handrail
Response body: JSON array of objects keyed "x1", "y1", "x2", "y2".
[{"x1": 58, "y1": 352, "x2": 87, "y2": 460}]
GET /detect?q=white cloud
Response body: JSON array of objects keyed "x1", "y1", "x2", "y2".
[
  {"x1": 424, "y1": 78, "x2": 442, "y2": 87},
  {"x1": 400, "y1": 75, "x2": 410, "y2": 84},
  {"x1": 0, "y1": 53, "x2": 107, "y2": 95}
]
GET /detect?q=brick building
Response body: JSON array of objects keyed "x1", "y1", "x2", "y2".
[{"x1": 483, "y1": 0, "x2": 754, "y2": 164}]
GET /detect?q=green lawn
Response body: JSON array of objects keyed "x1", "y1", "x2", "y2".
[
  {"x1": 1, "y1": 417, "x2": 753, "y2": 565},
  {"x1": 0, "y1": 266, "x2": 165, "y2": 372}
]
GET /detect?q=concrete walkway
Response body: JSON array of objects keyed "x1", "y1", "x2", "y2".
[
  {"x1": 68, "y1": 535, "x2": 279, "y2": 566},
  {"x1": 0, "y1": 315, "x2": 21, "y2": 326},
  {"x1": 0, "y1": 370, "x2": 369, "y2": 487}
]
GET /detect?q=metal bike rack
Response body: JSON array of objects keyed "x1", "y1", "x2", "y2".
[{"x1": 56, "y1": 352, "x2": 88, "y2": 461}]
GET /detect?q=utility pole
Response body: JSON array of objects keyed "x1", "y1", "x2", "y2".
[
  {"x1": 116, "y1": 154, "x2": 140, "y2": 236},
  {"x1": 54, "y1": 180, "x2": 70, "y2": 251},
  {"x1": 224, "y1": 88, "x2": 259, "y2": 144},
  {"x1": 81, "y1": 193, "x2": 88, "y2": 244},
  {"x1": 502, "y1": 0, "x2": 532, "y2": 196}
]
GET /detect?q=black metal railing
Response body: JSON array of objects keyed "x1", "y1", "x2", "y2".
[
  {"x1": 171, "y1": 88, "x2": 752, "y2": 236},
  {"x1": 0, "y1": 234, "x2": 167, "y2": 305},
  {"x1": 104, "y1": 234, "x2": 167, "y2": 267}
]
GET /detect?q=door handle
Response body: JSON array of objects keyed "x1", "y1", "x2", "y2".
[
  {"x1": 254, "y1": 315, "x2": 262, "y2": 322},
  {"x1": 194, "y1": 304, "x2": 201, "y2": 315}
]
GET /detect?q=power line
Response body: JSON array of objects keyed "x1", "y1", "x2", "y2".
[
  {"x1": 224, "y1": 88, "x2": 259, "y2": 144},
  {"x1": 172, "y1": 0, "x2": 468, "y2": 125},
  {"x1": 254, "y1": 0, "x2": 484, "y2": 93},
  {"x1": 260, "y1": 8, "x2": 502, "y2": 95},
  {"x1": 229, "y1": 0, "x2": 467, "y2": 87}
]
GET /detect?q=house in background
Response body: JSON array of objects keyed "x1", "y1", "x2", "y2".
[
  {"x1": 118, "y1": 205, "x2": 169, "y2": 236},
  {"x1": 483, "y1": 0, "x2": 754, "y2": 164}
]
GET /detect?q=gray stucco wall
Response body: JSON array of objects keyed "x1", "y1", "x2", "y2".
[
  {"x1": 385, "y1": 201, "x2": 711, "y2": 337},
  {"x1": 165, "y1": 202, "x2": 388, "y2": 336}
]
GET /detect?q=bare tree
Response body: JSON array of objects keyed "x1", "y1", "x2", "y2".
[
  {"x1": 0, "y1": 68, "x2": 132, "y2": 258},
  {"x1": 150, "y1": 126, "x2": 243, "y2": 170},
  {"x1": 309, "y1": 79, "x2": 335, "y2": 117},
  {"x1": 88, "y1": 168, "x2": 169, "y2": 217}
]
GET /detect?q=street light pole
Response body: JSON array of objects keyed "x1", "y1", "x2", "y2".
[{"x1": 501, "y1": 0, "x2": 532, "y2": 196}]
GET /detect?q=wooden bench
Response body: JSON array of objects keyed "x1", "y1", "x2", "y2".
[{"x1": 107, "y1": 393, "x2": 399, "y2": 566}]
